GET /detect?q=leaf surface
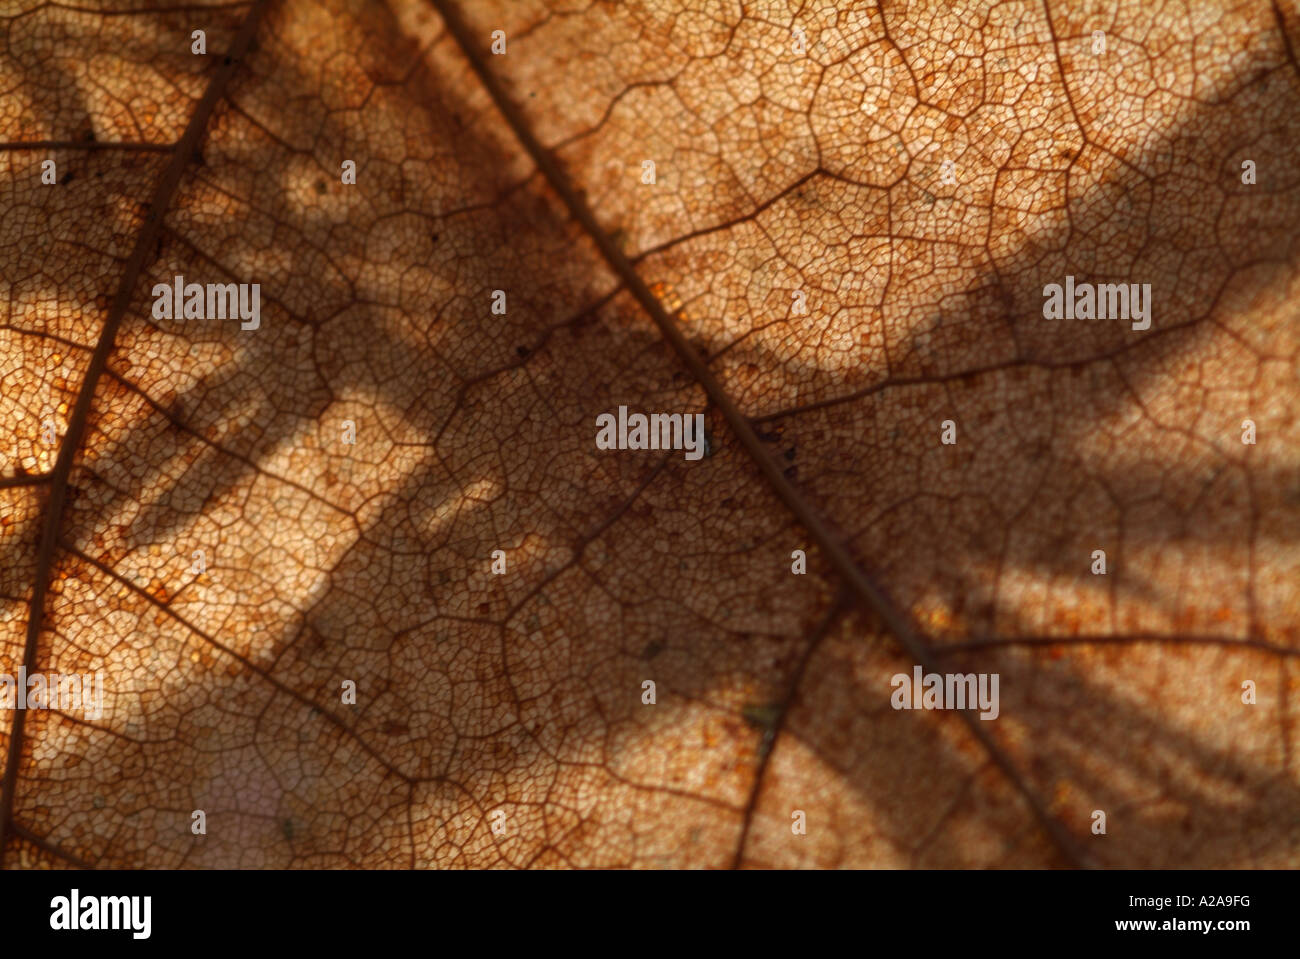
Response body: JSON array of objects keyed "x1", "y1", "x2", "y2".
[{"x1": 1, "y1": 0, "x2": 1298, "y2": 868}]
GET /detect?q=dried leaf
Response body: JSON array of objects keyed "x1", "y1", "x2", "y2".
[{"x1": 1, "y1": 0, "x2": 1298, "y2": 869}]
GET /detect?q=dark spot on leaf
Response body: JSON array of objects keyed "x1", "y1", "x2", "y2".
[{"x1": 742, "y1": 702, "x2": 781, "y2": 732}]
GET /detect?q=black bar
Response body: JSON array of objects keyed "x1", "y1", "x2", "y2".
[{"x1": 1, "y1": 868, "x2": 1279, "y2": 947}]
